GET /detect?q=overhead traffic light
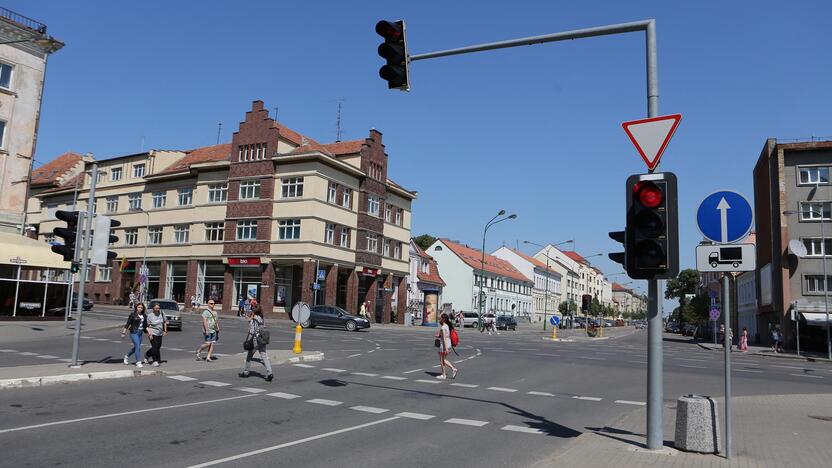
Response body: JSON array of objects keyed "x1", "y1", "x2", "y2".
[
  {"x1": 581, "y1": 294, "x2": 592, "y2": 313},
  {"x1": 91, "y1": 215, "x2": 121, "y2": 265},
  {"x1": 375, "y1": 20, "x2": 410, "y2": 91},
  {"x1": 51, "y1": 210, "x2": 82, "y2": 262},
  {"x1": 624, "y1": 173, "x2": 679, "y2": 279}
]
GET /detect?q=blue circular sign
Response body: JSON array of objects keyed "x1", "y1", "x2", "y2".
[
  {"x1": 696, "y1": 191, "x2": 753, "y2": 244},
  {"x1": 550, "y1": 316, "x2": 560, "y2": 326}
]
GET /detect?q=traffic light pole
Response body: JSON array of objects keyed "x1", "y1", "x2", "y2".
[
  {"x1": 63, "y1": 216, "x2": 83, "y2": 328},
  {"x1": 70, "y1": 163, "x2": 98, "y2": 368}
]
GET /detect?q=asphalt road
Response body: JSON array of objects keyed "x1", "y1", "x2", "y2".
[{"x1": 1, "y1": 309, "x2": 830, "y2": 467}]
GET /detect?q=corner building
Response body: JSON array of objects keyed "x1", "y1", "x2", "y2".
[{"x1": 29, "y1": 101, "x2": 415, "y2": 322}]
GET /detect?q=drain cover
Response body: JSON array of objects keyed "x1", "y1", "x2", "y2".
[{"x1": 809, "y1": 415, "x2": 832, "y2": 422}]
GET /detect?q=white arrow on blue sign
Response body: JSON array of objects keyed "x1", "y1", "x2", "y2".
[
  {"x1": 550, "y1": 316, "x2": 560, "y2": 326},
  {"x1": 696, "y1": 191, "x2": 754, "y2": 244}
]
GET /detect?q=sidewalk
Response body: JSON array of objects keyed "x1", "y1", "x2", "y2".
[
  {"x1": 0, "y1": 316, "x2": 123, "y2": 345},
  {"x1": 539, "y1": 392, "x2": 832, "y2": 468},
  {"x1": 0, "y1": 349, "x2": 324, "y2": 389},
  {"x1": 695, "y1": 341, "x2": 831, "y2": 363}
]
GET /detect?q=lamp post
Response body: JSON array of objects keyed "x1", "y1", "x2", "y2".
[
  {"x1": 140, "y1": 209, "x2": 151, "y2": 304},
  {"x1": 784, "y1": 205, "x2": 831, "y2": 360},
  {"x1": 479, "y1": 210, "x2": 517, "y2": 330},
  {"x1": 524, "y1": 239, "x2": 572, "y2": 330}
]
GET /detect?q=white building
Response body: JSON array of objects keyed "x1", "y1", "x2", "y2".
[
  {"x1": 533, "y1": 245, "x2": 582, "y2": 308},
  {"x1": 736, "y1": 271, "x2": 757, "y2": 342},
  {"x1": 492, "y1": 246, "x2": 562, "y2": 323},
  {"x1": 427, "y1": 238, "x2": 533, "y2": 317},
  {"x1": 407, "y1": 240, "x2": 445, "y2": 324}
]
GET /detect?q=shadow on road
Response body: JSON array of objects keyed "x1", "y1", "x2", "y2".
[{"x1": 585, "y1": 425, "x2": 674, "y2": 449}]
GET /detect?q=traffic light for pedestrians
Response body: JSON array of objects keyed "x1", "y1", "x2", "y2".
[
  {"x1": 581, "y1": 294, "x2": 592, "y2": 313},
  {"x1": 624, "y1": 173, "x2": 679, "y2": 279},
  {"x1": 51, "y1": 210, "x2": 81, "y2": 262},
  {"x1": 91, "y1": 215, "x2": 121, "y2": 265},
  {"x1": 375, "y1": 20, "x2": 410, "y2": 91}
]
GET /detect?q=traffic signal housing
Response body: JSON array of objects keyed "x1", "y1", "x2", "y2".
[
  {"x1": 51, "y1": 210, "x2": 81, "y2": 262},
  {"x1": 608, "y1": 230, "x2": 626, "y2": 268},
  {"x1": 375, "y1": 20, "x2": 410, "y2": 91},
  {"x1": 625, "y1": 173, "x2": 679, "y2": 279},
  {"x1": 91, "y1": 215, "x2": 121, "y2": 265},
  {"x1": 581, "y1": 294, "x2": 592, "y2": 313}
]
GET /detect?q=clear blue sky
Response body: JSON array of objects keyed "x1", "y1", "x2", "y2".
[{"x1": 12, "y1": 1, "x2": 832, "y2": 309}]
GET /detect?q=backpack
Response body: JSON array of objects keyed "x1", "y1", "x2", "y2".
[
  {"x1": 256, "y1": 327, "x2": 270, "y2": 345},
  {"x1": 449, "y1": 327, "x2": 459, "y2": 347}
]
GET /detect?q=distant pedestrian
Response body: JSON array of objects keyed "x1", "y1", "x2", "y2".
[
  {"x1": 190, "y1": 295, "x2": 198, "y2": 313},
  {"x1": 772, "y1": 327, "x2": 783, "y2": 353},
  {"x1": 237, "y1": 296, "x2": 246, "y2": 317},
  {"x1": 195, "y1": 300, "x2": 220, "y2": 361},
  {"x1": 121, "y1": 303, "x2": 147, "y2": 368},
  {"x1": 455, "y1": 309, "x2": 464, "y2": 329},
  {"x1": 239, "y1": 304, "x2": 273, "y2": 382},
  {"x1": 128, "y1": 292, "x2": 136, "y2": 309},
  {"x1": 359, "y1": 301, "x2": 369, "y2": 321},
  {"x1": 435, "y1": 313, "x2": 458, "y2": 380},
  {"x1": 144, "y1": 303, "x2": 168, "y2": 366},
  {"x1": 740, "y1": 327, "x2": 749, "y2": 352}
]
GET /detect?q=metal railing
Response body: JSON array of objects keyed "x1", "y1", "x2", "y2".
[{"x1": 0, "y1": 7, "x2": 47, "y2": 34}]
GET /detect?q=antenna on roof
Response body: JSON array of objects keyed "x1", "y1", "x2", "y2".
[
  {"x1": 216, "y1": 122, "x2": 222, "y2": 145},
  {"x1": 334, "y1": 98, "x2": 346, "y2": 142}
]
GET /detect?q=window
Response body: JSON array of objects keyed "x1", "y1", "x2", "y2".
[
  {"x1": 342, "y1": 188, "x2": 352, "y2": 209},
  {"x1": 340, "y1": 227, "x2": 350, "y2": 248},
  {"x1": 105, "y1": 196, "x2": 118, "y2": 213},
  {"x1": 148, "y1": 227, "x2": 163, "y2": 245},
  {"x1": 128, "y1": 193, "x2": 142, "y2": 211},
  {"x1": 394, "y1": 242, "x2": 401, "y2": 259},
  {"x1": 239, "y1": 180, "x2": 261, "y2": 200},
  {"x1": 422, "y1": 261, "x2": 430, "y2": 274},
  {"x1": 368, "y1": 162, "x2": 383, "y2": 180},
  {"x1": 110, "y1": 167, "x2": 122, "y2": 181},
  {"x1": 325, "y1": 223, "x2": 335, "y2": 244},
  {"x1": 238, "y1": 143, "x2": 267, "y2": 162},
  {"x1": 133, "y1": 163, "x2": 145, "y2": 178},
  {"x1": 366, "y1": 233, "x2": 378, "y2": 252},
  {"x1": 208, "y1": 183, "x2": 228, "y2": 203},
  {"x1": 383, "y1": 238, "x2": 391, "y2": 256},
  {"x1": 367, "y1": 195, "x2": 380, "y2": 217},
  {"x1": 385, "y1": 205, "x2": 392, "y2": 222},
  {"x1": 97, "y1": 266, "x2": 112, "y2": 282},
  {"x1": 125, "y1": 228, "x2": 138, "y2": 246},
  {"x1": 152, "y1": 191, "x2": 166, "y2": 209},
  {"x1": 174, "y1": 225, "x2": 190, "y2": 244},
  {"x1": 0, "y1": 120, "x2": 5, "y2": 148},
  {"x1": 282, "y1": 177, "x2": 304, "y2": 198},
  {"x1": 205, "y1": 223, "x2": 225, "y2": 242},
  {"x1": 96, "y1": 172, "x2": 104, "y2": 184},
  {"x1": 395, "y1": 208, "x2": 402, "y2": 226},
  {"x1": 177, "y1": 187, "x2": 193, "y2": 206},
  {"x1": 328, "y1": 182, "x2": 337, "y2": 203},
  {"x1": 278, "y1": 219, "x2": 301, "y2": 240},
  {"x1": 799, "y1": 167, "x2": 830, "y2": 185},
  {"x1": 236, "y1": 220, "x2": 257, "y2": 240},
  {"x1": 0, "y1": 62, "x2": 12, "y2": 89},
  {"x1": 800, "y1": 202, "x2": 832, "y2": 221},
  {"x1": 805, "y1": 275, "x2": 832, "y2": 293},
  {"x1": 803, "y1": 238, "x2": 832, "y2": 257}
]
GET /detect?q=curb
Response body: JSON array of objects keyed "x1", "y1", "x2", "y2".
[
  {"x1": 695, "y1": 343, "x2": 831, "y2": 363},
  {"x1": 287, "y1": 352, "x2": 325, "y2": 363},
  {"x1": 541, "y1": 337, "x2": 575, "y2": 342}
]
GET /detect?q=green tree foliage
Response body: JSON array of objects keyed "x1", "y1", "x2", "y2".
[
  {"x1": 413, "y1": 234, "x2": 437, "y2": 250},
  {"x1": 665, "y1": 269, "x2": 701, "y2": 323}
]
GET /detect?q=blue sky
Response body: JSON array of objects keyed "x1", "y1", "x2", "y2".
[{"x1": 12, "y1": 1, "x2": 832, "y2": 308}]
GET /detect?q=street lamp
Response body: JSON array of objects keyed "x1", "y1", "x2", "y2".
[
  {"x1": 139, "y1": 209, "x2": 151, "y2": 304},
  {"x1": 784, "y1": 205, "x2": 831, "y2": 360},
  {"x1": 479, "y1": 210, "x2": 517, "y2": 330},
  {"x1": 524, "y1": 239, "x2": 572, "y2": 330}
]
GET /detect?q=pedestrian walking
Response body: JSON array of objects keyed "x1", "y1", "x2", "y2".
[
  {"x1": 359, "y1": 300, "x2": 368, "y2": 320},
  {"x1": 195, "y1": 299, "x2": 220, "y2": 361},
  {"x1": 740, "y1": 327, "x2": 749, "y2": 352},
  {"x1": 455, "y1": 309, "x2": 464, "y2": 329},
  {"x1": 190, "y1": 295, "x2": 198, "y2": 313},
  {"x1": 773, "y1": 326, "x2": 784, "y2": 353},
  {"x1": 121, "y1": 303, "x2": 147, "y2": 368},
  {"x1": 239, "y1": 304, "x2": 273, "y2": 382},
  {"x1": 128, "y1": 292, "x2": 136, "y2": 309},
  {"x1": 144, "y1": 303, "x2": 168, "y2": 366},
  {"x1": 237, "y1": 296, "x2": 246, "y2": 317},
  {"x1": 435, "y1": 313, "x2": 458, "y2": 380}
]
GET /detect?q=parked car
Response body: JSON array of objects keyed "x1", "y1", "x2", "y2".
[
  {"x1": 681, "y1": 324, "x2": 698, "y2": 337},
  {"x1": 462, "y1": 312, "x2": 480, "y2": 327},
  {"x1": 496, "y1": 315, "x2": 517, "y2": 331},
  {"x1": 635, "y1": 321, "x2": 647, "y2": 329},
  {"x1": 148, "y1": 298, "x2": 182, "y2": 330},
  {"x1": 71, "y1": 297, "x2": 94, "y2": 311},
  {"x1": 306, "y1": 305, "x2": 371, "y2": 332}
]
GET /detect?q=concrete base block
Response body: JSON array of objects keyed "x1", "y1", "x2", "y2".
[{"x1": 674, "y1": 394, "x2": 720, "y2": 453}]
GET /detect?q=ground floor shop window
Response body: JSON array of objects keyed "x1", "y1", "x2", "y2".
[
  {"x1": 166, "y1": 262, "x2": 188, "y2": 303},
  {"x1": 201, "y1": 261, "x2": 225, "y2": 305},
  {"x1": 144, "y1": 262, "x2": 161, "y2": 301},
  {"x1": 274, "y1": 265, "x2": 294, "y2": 308},
  {"x1": 0, "y1": 266, "x2": 70, "y2": 317},
  {"x1": 233, "y1": 268, "x2": 262, "y2": 304}
]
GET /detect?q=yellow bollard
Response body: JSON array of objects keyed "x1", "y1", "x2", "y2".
[
  {"x1": 552, "y1": 326, "x2": 557, "y2": 340},
  {"x1": 599, "y1": 325, "x2": 604, "y2": 338},
  {"x1": 293, "y1": 323, "x2": 303, "y2": 354}
]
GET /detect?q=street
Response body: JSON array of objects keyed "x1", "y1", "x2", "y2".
[{"x1": 1, "y1": 309, "x2": 830, "y2": 467}]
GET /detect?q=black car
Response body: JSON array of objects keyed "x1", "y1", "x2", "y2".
[
  {"x1": 305, "y1": 305, "x2": 371, "y2": 332},
  {"x1": 71, "y1": 297, "x2": 94, "y2": 311},
  {"x1": 495, "y1": 315, "x2": 517, "y2": 331}
]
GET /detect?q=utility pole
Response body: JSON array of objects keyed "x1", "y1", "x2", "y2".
[{"x1": 70, "y1": 163, "x2": 98, "y2": 368}]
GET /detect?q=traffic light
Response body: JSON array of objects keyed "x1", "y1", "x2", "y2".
[
  {"x1": 624, "y1": 173, "x2": 679, "y2": 279},
  {"x1": 581, "y1": 294, "x2": 592, "y2": 313},
  {"x1": 91, "y1": 215, "x2": 121, "y2": 265},
  {"x1": 375, "y1": 20, "x2": 410, "y2": 91},
  {"x1": 51, "y1": 210, "x2": 82, "y2": 262},
  {"x1": 608, "y1": 230, "x2": 626, "y2": 269}
]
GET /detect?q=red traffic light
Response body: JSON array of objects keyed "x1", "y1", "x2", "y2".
[
  {"x1": 375, "y1": 20, "x2": 402, "y2": 40},
  {"x1": 634, "y1": 181, "x2": 663, "y2": 208}
]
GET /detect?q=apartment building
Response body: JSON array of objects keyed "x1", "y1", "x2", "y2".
[
  {"x1": 612, "y1": 282, "x2": 646, "y2": 315},
  {"x1": 407, "y1": 240, "x2": 445, "y2": 324},
  {"x1": 492, "y1": 246, "x2": 562, "y2": 323},
  {"x1": 28, "y1": 100, "x2": 416, "y2": 322}
]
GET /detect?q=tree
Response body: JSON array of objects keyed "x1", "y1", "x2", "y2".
[
  {"x1": 413, "y1": 234, "x2": 437, "y2": 250},
  {"x1": 665, "y1": 269, "x2": 701, "y2": 324}
]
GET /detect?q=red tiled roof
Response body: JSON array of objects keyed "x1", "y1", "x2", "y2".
[
  {"x1": 273, "y1": 121, "x2": 306, "y2": 146},
  {"x1": 440, "y1": 239, "x2": 531, "y2": 283},
  {"x1": 418, "y1": 258, "x2": 446, "y2": 286},
  {"x1": 509, "y1": 248, "x2": 554, "y2": 271},
  {"x1": 563, "y1": 251, "x2": 590, "y2": 265},
  {"x1": 156, "y1": 143, "x2": 231, "y2": 175},
  {"x1": 30, "y1": 152, "x2": 83, "y2": 187},
  {"x1": 323, "y1": 139, "x2": 364, "y2": 155},
  {"x1": 612, "y1": 282, "x2": 632, "y2": 293}
]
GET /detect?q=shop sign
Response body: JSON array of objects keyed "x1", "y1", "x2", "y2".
[
  {"x1": 9, "y1": 256, "x2": 27, "y2": 265},
  {"x1": 361, "y1": 267, "x2": 379, "y2": 277},
  {"x1": 19, "y1": 302, "x2": 41, "y2": 310},
  {"x1": 228, "y1": 257, "x2": 261, "y2": 267}
]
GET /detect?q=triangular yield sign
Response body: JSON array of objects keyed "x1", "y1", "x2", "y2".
[{"x1": 621, "y1": 114, "x2": 682, "y2": 170}]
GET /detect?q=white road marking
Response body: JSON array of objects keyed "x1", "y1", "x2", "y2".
[
  {"x1": 0, "y1": 395, "x2": 256, "y2": 434},
  {"x1": 573, "y1": 396, "x2": 603, "y2": 401},
  {"x1": 18, "y1": 352, "x2": 38, "y2": 356},
  {"x1": 36, "y1": 355, "x2": 59, "y2": 359},
  {"x1": 736, "y1": 369, "x2": 763, "y2": 373},
  {"x1": 396, "y1": 412, "x2": 435, "y2": 420},
  {"x1": 235, "y1": 387, "x2": 267, "y2": 394},
  {"x1": 213, "y1": 353, "x2": 231, "y2": 357},
  {"x1": 292, "y1": 364, "x2": 315, "y2": 368},
  {"x1": 167, "y1": 375, "x2": 197, "y2": 382},
  {"x1": 527, "y1": 391, "x2": 555, "y2": 397},
  {"x1": 535, "y1": 353, "x2": 560, "y2": 357},
  {"x1": 679, "y1": 365, "x2": 707, "y2": 369},
  {"x1": 306, "y1": 398, "x2": 342, "y2": 406},
  {"x1": 93, "y1": 338, "x2": 109, "y2": 341},
  {"x1": 349, "y1": 406, "x2": 389, "y2": 414},
  {"x1": 580, "y1": 356, "x2": 604, "y2": 361},
  {"x1": 677, "y1": 358, "x2": 707, "y2": 362},
  {"x1": 58, "y1": 358, "x2": 73, "y2": 362},
  {"x1": 185, "y1": 416, "x2": 400, "y2": 468},
  {"x1": 445, "y1": 418, "x2": 488, "y2": 427},
  {"x1": 350, "y1": 372, "x2": 378, "y2": 377},
  {"x1": 790, "y1": 374, "x2": 822, "y2": 379},
  {"x1": 774, "y1": 365, "x2": 806, "y2": 370},
  {"x1": 199, "y1": 381, "x2": 232, "y2": 387},
  {"x1": 501, "y1": 425, "x2": 544, "y2": 434},
  {"x1": 0, "y1": 349, "x2": 18, "y2": 352},
  {"x1": 615, "y1": 400, "x2": 646, "y2": 406},
  {"x1": 267, "y1": 392, "x2": 301, "y2": 399},
  {"x1": 402, "y1": 368, "x2": 424, "y2": 374},
  {"x1": 367, "y1": 350, "x2": 376, "y2": 353},
  {"x1": 450, "y1": 383, "x2": 478, "y2": 388},
  {"x1": 167, "y1": 347, "x2": 184, "y2": 351},
  {"x1": 628, "y1": 360, "x2": 647, "y2": 364},
  {"x1": 321, "y1": 368, "x2": 346, "y2": 373},
  {"x1": 347, "y1": 354, "x2": 362, "y2": 358},
  {"x1": 487, "y1": 387, "x2": 518, "y2": 393},
  {"x1": 381, "y1": 376, "x2": 407, "y2": 380},
  {"x1": 415, "y1": 379, "x2": 441, "y2": 384}
]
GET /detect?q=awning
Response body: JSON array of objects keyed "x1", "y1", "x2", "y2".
[
  {"x1": 0, "y1": 232, "x2": 70, "y2": 269},
  {"x1": 801, "y1": 312, "x2": 832, "y2": 327}
]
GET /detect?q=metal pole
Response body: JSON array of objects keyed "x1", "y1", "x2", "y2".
[
  {"x1": 722, "y1": 273, "x2": 732, "y2": 458},
  {"x1": 64, "y1": 175, "x2": 82, "y2": 327},
  {"x1": 796, "y1": 303, "x2": 801, "y2": 357},
  {"x1": 646, "y1": 278, "x2": 663, "y2": 450},
  {"x1": 70, "y1": 163, "x2": 98, "y2": 367},
  {"x1": 543, "y1": 254, "x2": 550, "y2": 331},
  {"x1": 822, "y1": 210, "x2": 831, "y2": 360},
  {"x1": 479, "y1": 227, "x2": 488, "y2": 330},
  {"x1": 141, "y1": 210, "x2": 149, "y2": 303}
]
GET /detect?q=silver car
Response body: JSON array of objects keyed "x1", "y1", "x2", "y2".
[{"x1": 148, "y1": 299, "x2": 182, "y2": 331}]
